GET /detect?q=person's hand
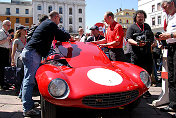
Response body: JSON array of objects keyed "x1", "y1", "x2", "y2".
[
  {"x1": 92, "y1": 41, "x2": 99, "y2": 44},
  {"x1": 158, "y1": 45, "x2": 163, "y2": 49},
  {"x1": 69, "y1": 37, "x2": 75, "y2": 42},
  {"x1": 137, "y1": 42, "x2": 146, "y2": 47},
  {"x1": 159, "y1": 33, "x2": 171, "y2": 40},
  {"x1": 7, "y1": 35, "x2": 11, "y2": 40},
  {"x1": 11, "y1": 61, "x2": 16, "y2": 67}
]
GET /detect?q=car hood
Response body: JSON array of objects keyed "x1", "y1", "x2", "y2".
[
  {"x1": 60, "y1": 65, "x2": 140, "y2": 99},
  {"x1": 56, "y1": 42, "x2": 111, "y2": 68}
]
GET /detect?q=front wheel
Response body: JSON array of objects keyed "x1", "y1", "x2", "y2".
[{"x1": 41, "y1": 96, "x2": 56, "y2": 118}]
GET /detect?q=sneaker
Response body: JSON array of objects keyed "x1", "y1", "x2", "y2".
[
  {"x1": 33, "y1": 102, "x2": 40, "y2": 108},
  {"x1": 23, "y1": 109, "x2": 40, "y2": 117},
  {"x1": 160, "y1": 106, "x2": 176, "y2": 112}
]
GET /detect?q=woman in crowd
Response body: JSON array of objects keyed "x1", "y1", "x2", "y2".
[{"x1": 11, "y1": 26, "x2": 27, "y2": 94}]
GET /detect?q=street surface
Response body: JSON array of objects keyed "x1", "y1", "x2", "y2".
[{"x1": 0, "y1": 86, "x2": 174, "y2": 118}]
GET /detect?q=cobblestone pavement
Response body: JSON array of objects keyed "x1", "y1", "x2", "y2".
[{"x1": 0, "y1": 86, "x2": 174, "y2": 118}]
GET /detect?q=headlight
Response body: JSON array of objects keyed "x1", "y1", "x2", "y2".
[
  {"x1": 140, "y1": 71, "x2": 151, "y2": 88},
  {"x1": 48, "y1": 78, "x2": 69, "y2": 99}
]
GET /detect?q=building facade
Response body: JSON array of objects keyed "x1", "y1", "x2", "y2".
[
  {"x1": 32, "y1": 0, "x2": 86, "y2": 34},
  {"x1": 138, "y1": 0, "x2": 165, "y2": 33},
  {"x1": 0, "y1": 0, "x2": 33, "y2": 30},
  {"x1": 114, "y1": 8, "x2": 136, "y2": 28}
]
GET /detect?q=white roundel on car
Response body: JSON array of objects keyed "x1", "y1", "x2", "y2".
[{"x1": 87, "y1": 68, "x2": 123, "y2": 86}]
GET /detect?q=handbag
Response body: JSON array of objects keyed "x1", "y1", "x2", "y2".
[{"x1": 4, "y1": 66, "x2": 21, "y2": 85}]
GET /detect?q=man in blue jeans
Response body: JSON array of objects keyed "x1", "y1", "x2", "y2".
[{"x1": 21, "y1": 11, "x2": 71, "y2": 117}]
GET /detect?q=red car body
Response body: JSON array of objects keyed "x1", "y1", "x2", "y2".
[{"x1": 36, "y1": 42, "x2": 150, "y2": 109}]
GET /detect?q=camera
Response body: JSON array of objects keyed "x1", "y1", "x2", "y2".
[
  {"x1": 155, "y1": 32, "x2": 162, "y2": 38},
  {"x1": 133, "y1": 30, "x2": 153, "y2": 43},
  {"x1": 155, "y1": 32, "x2": 168, "y2": 47}
]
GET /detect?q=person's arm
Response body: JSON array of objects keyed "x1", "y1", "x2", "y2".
[
  {"x1": 92, "y1": 38, "x2": 107, "y2": 44},
  {"x1": 159, "y1": 32, "x2": 176, "y2": 40},
  {"x1": 11, "y1": 41, "x2": 17, "y2": 66},
  {"x1": 99, "y1": 41, "x2": 119, "y2": 47},
  {"x1": 128, "y1": 39, "x2": 138, "y2": 46},
  {"x1": 53, "y1": 23, "x2": 71, "y2": 42}
]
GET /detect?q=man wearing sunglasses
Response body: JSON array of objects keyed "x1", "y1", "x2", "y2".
[
  {"x1": 0, "y1": 20, "x2": 11, "y2": 90},
  {"x1": 158, "y1": 1, "x2": 176, "y2": 117}
]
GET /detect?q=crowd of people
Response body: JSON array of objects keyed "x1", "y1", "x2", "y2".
[{"x1": 0, "y1": 0, "x2": 176, "y2": 117}]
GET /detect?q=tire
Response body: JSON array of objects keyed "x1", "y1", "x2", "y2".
[{"x1": 41, "y1": 96, "x2": 56, "y2": 118}]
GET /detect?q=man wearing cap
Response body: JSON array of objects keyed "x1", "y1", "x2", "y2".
[
  {"x1": 86, "y1": 25, "x2": 104, "y2": 42},
  {"x1": 0, "y1": 20, "x2": 11, "y2": 89},
  {"x1": 93, "y1": 11, "x2": 127, "y2": 62},
  {"x1": 158, "y1": 1, "x2": 176, "y2": 116}
]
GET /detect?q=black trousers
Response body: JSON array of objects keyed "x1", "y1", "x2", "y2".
[
  {"x1": 167, "y1": 44, "x2": 176, "y2": 108},
  {"x1": 109, "y1": 48, "x2": 128, "y2": 62},
  {"x1": 0, "y1": 47, "x2": 10, "y2": 87},
  {"x1": 131, "y1": 53, "x2": 153, "y2": 75}
]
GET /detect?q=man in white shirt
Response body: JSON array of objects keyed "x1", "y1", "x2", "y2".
[
  {"x1": 0, "y1": 20, "x2": 11, "y2": 89},
  {"x1": 158, "y1": 1, "x2": 176, "y2": 117}
]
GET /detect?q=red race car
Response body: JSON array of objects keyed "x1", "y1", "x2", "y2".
[{"x1": 36, "y1": 42, "x2": 151, "y2": 118}]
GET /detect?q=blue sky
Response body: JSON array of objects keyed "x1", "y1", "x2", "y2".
[
  {"x1": 85, "y1": 0, "x2": 138, "y2": 32},
  {"x1": 0, "y1": 0, "x2": 138, "y2": 32}
]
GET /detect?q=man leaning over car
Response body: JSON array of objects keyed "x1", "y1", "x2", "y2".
[{"x1": 21, "y1": 11, "x2": 72, "y2": 117}]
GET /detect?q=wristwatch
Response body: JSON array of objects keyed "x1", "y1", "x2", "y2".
[
  {"x1": 137, "y1": 42, "x2": 140, "y2": 46},
  {"x1": 171, "y1": 33, "x2": 174, "y2": 38}
]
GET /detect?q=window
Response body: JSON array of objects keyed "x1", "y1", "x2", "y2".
[
  {"x1": 126, "y1": 20, "x2": 129, "y2": 24},
  {"x1": 157, "y1": 3, "x2": 161, "y2": 11},
  {"x1": 48, "y1": 6, "x2": 52, "y2": 13},
  {"x1": 69, "y1": 17, "x2": 72, "y2": 24},
  {"x1": 6, "y1": 8, "x2": 10, "y2": 15},
  {"x1": 69, "y1": 8, "x2": 72, "y2": 15},
  {"x1": 79, "y1": 18, "x2": 82, "y2": 23},
  {"x1": 6, "y1": 17, "x2": 10, "y2": 20},
  {"x1": 69, "y1": 26, "x2": 73, "y2": 33},
  {"x1": 152, "y1": 17, "x2": 155, "y2": 26},
  {"x1": 60, "y1": 16, "x2": 63, "y2": 23},
  {"x1": 37, "y1": 5, "x2": 42, "y2": 10},
  {"x1": 79, "y1": 26, "x2": 82, "y2": 28},
  {"x1": 126, "y1": 12, "x2": 129, "y2": 16},
  {"x1": 25, "y1": 18, "x2": 29, "y2": 24},
  {"x1": 158, "y1": 16, "x2": 161, "y2": 25},
  {"x1": 37, "y1": 14, "x2": 41, "y2": 20},
  {"x1": 16, "y1": 8, "x2": 19, "y2": 14},
  {"x1": 25, "y1": 9, "x2": 29, "y2": 14},
  {"x1": 59, "y1": 7, "x2": 63, "y2": 14},
  {"x1": 79, "y1": 9, "x2": 82, "y2": 14},
  {"x1": 152, "y1": 5, "x2": 155, "y2": 12},
  {"x1": 16, "y1": 18, "x2": 19, "y2": 23}
]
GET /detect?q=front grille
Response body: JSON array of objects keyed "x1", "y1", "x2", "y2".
[{"x1": 82, "y1": 90, "x2": 139, "y2": 108}]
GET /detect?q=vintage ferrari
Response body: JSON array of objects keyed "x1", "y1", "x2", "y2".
[{"x1": 35, "y1": 42, "x2": 151, "y2": 118}]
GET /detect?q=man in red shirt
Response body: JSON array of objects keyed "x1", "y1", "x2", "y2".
[{"x1": 93, "y1": 11, "x2": 127, "y2": 62}]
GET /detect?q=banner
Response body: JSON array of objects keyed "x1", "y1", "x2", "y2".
[{"x1": 95, "y1": 23, "x2": 106, "y2": 37}]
